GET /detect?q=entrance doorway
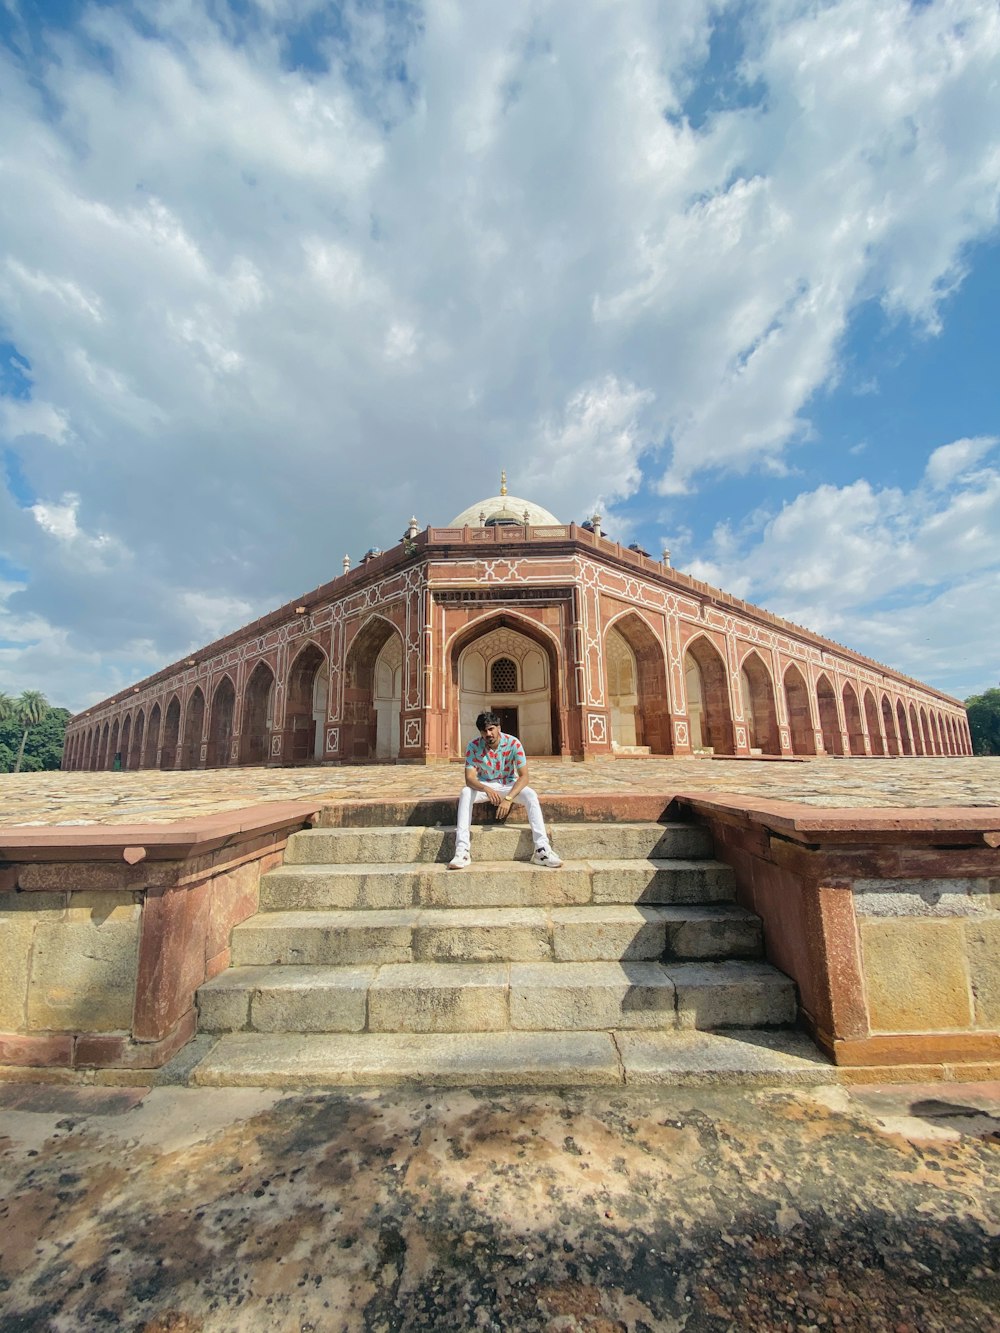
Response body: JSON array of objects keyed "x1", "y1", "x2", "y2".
[
  {"x1": 456, "y1": 623, "x2": 553, "y2": 754},
  {"x1": 494, "y1": 706, "x2": 519, "y2": 738}
]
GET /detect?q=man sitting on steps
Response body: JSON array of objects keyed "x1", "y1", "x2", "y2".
[{"x1": 448, "y1": 711, "x2": 563, "y2": 870}]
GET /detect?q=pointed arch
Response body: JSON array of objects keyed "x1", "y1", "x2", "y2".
[
  {"x1": 684, "y1": 635, "x2": 734, "y2": 755},
  {"x1": 919, "y1": 705, "x2": 930, "y2": 755},
  {"x1": 342, "y1": 619, "x2": 401, "y2": 762},
  {"x1": 449, "y1": 611, "x2": 564, "y2": 758},
  {"x1": 120, "y1": 714, "x2": 132, "y2": 770},
  {"x1": 895, "y1": 699, "x2": 912, "y2": 755},
  {"x1": 739, "y1": 650, "x2": 780, "y2": 755},
  {"x1": 145, "y1": 702, "x2": 162, "y2": 768},
  {"x1": 908, "y1": 703, "x2": 923, "y2": 756},
  {"x1": 863, "y1": 689, "x2": 884, "y2": 755},
  {"x1": 208, "y1": 675, "x2": 237, "y2": 767},
  {"x1": 287, "y1": 640, "x2": 330, "y2": 763},
  {"x1": 182, "y1": 688, "x2": 205, "y2": 769},
  {"x1": 816, "y1": 673, "x2": 843, "y2": 755},
  {"x1": 783, "y1": 663, "x2": 816, "y2": 755},
  {"x1": 929, "y1": 711, "x2": 942, "y2": 755},
  {"x1": 604, "y1": 610, "x2": 672, "y2": 754},
  {"x1": 109, "y1": 718, "x2": 121, "y2": 769},
  {"x1": 880, "y1": 694, "x2": 900, "y2": 756},
  {"x1": 130, "y1": 709, "x2": 145, "y2": 769},
  {"x1": 842, "y1": 682, "x2": 865, "y2": 755},
  {"x1": 242, "y1": 660, "x2": 276, "y2": 765}
]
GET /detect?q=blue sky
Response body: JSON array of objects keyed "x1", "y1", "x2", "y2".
[{"x1": 1, "y1": 0, "x2": 998, "y2": 712}]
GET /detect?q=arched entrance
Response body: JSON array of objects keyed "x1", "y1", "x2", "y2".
[
  {"x1": 605, "y1": 614, "x2": 672, "y2": 753},
  {"x1": 145, "y1": 704, "x2": 161, "y2": 768},
  {"x1": 119, "y1": 716, "x2": 131, "y2": 770},
  {"x1": 843, "y1": 683, "x2": 865, "y2": 755},
  {"x1": 896, "y1": 700, "x2": 912, "y2": 755},
  {"x1": 739, "y1": 652, "x2": 780, "y2": 755},
  {"x1": 373, "y1": 634, "x2": 402, "y2": 760},
  {"x1": 864, "y1": 690, "x2": 884, "y2": 755},
  {"x1": 287, "y1": 642, "x2": 329, "y2": 763},
  {"x1": 161, "y1": 697, "x2": 180, "y2": 769},
  {"x1": 182, "y1": 688, "x2": 205, "y2": 769},
  {"x1": 109, "y1": 719, "x2": 120, "y2": 768},
  {"x1": 342, "y1": 622, "x2": 403, "y2": 762},
  {"x1": 208, "y1": 676, "x2": 236, "y2": 767},
  {"x1": 909, "y1": 703, "x2": 923, "y2": 755},
  {"x1": 919, "y1": 706, "x2": 930, "y2": 755},
  {"x1": 242, "y1": 661, "x2": 275, "y2": 765},
  {"x1": 684, "y1": 637, "x2": 734, "y2": 755},
  {"x1": 131, "y1": 711, "x2": 145, "y2": 769},
  {"x1": 881, "y1": 695, "x2": 900, "y2": 756},
  {"x1": 816, "y1": 674, "x2": 842, "y2": 755},
  {"x1": 783, "y1": 664, "x2": 816, "y2": 755},
  {"x1": 453, "y1": 617, "x2": 559, "y2": 756}
]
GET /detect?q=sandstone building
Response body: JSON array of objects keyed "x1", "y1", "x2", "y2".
[{"x1": 63, "y1": 479, "x2": 971, "y2": 769}]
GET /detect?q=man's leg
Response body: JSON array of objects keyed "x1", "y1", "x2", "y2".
[
  {"x1": 453, "y1": 784, "x2": 497, "y2": 861},
  {"x1": 511, "y1": 785, "x2": 551, "y2": 851}
]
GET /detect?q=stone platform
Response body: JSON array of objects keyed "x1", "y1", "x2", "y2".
[
  {"x1": 3, "y1": 754, "x2": 1000, "y2": 826},
  {"x1": 1, "y1": 757, "x2": 997, "y2": 1087}
]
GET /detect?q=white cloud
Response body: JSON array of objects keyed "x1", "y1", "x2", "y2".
[
  {"x1": 689, "y1": 437, "x2": 1000, "y2": 695},
  {"x1": 924, "y1": 436, "x2": 998, "y2": 491},
  {"x1": 0, "y1": 1, "x2": 998, "y2": 706},
  {"x1": 0, "y1": 398, "x2": 70, "y2": 443}
]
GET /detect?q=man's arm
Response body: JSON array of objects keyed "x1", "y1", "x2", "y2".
[{"x1": 465, "y1": 763, "x2": 508, "y2": 806}]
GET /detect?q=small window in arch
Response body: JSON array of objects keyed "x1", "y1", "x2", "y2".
[{"x1": 490, "y1": 657, "x2": 518, "y2": 692}]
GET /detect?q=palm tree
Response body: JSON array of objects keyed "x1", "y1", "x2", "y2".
[
  {"x1": 0, "y1": 693, "x2": 14, "y2": 724},
  {"x1": 12, "y1": 690, "x2": 49, "y2": 773}
]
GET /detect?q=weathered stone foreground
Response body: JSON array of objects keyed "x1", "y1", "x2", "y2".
[
  {"x1": 3, "y1": 754, "x2": 999, "y2": 826},
  {"x1": 0, "y1": 1079, "x2": 997, "y2": 1331}
]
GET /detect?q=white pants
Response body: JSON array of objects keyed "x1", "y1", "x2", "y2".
[{"x1": 455, "y1": 782, "x2": 551, "y2": 855}]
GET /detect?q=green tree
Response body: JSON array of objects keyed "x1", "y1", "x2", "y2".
[
  {"x1": 1, "y1": 702, "x2": 71, "y2": 773},
  {"x1": 965, "y1": 687, "x2": 1000, "y2": 756},
  {"x1": 11, "y1": 690, "x2": 49, "y2": 772},
  {"x1": 0, "y1": 691, "x2": 72, "y2": 773}
]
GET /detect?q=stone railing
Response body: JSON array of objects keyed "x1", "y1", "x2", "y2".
[
  {"x1": 677, "y1": 794, "x2": 1000, "y2": 1077},
  {"x1": 0, "y1": 802, "x2": 318, "y2": 1074}
]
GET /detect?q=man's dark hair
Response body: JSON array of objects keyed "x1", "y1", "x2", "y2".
[{"x1": 476, "y1": 711, "x2": 501, "y2": 731}]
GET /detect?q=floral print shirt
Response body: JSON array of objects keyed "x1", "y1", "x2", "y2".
[{"x1": 464, "y1": 732, "x2": 526, "y2": 785}]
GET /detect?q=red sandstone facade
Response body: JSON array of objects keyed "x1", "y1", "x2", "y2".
[{"x1": 63, "y1": 519, "x2": 972, "y2": 769}]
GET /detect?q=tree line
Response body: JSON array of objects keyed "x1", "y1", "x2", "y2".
[
  {"x1": 0, "y1": 692, "x2": 71, "y2": 773},
  {"x1": 1, "y1": 685, "x2": 998, "y2": 772}
]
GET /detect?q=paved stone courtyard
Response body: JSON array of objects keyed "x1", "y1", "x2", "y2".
[
  {"x1": 3, "y1": 756, "x2": 999, "y2": 826},
  {"x1": 0, "y1": 1078, "x2": 997, "y2": 1332}
]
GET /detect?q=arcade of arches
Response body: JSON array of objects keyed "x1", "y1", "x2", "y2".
[
  {"x1": 63, "y1": 488, "x2": 971, "y2": 769},
  {"x1": 65, "y1": 616, "x2": 971, "y2": 770}
]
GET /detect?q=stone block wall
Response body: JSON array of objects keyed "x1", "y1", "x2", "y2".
[
  {"x1": 0, "y1": 802, "x2": 318, "y2": 1073},
  {"x1": 681, "y1": 795, "x2": 1000, "y2": 1079}
]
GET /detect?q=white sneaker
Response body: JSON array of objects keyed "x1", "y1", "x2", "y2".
[
  {"x1": 448, "y1": 848, "x2": 471, "y2": 870},
  {"x1": 531, "y1": 846, "x2": 563, "y2": 868}
]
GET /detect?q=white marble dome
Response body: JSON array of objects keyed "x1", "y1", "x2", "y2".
[{"x1": 449, "y1": 491, "x2": 561, "y2": 528}]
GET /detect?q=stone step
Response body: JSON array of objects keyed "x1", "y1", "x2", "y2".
[
  {"x1": 198, "y1": 958, "x2": 793, "y2": 1035},
  {"x1": 283, "y1": 822, "x2": 715, "y2": 866},
  {"x1": 259, "y1": 858, "x2": 736, "y2": 911},
  {"x1": 189, "y1": 1028, "x2": 833, "y2": 1088},
  {"x1": 229, "y1": 903, "x2": 763, "y2": 968}
]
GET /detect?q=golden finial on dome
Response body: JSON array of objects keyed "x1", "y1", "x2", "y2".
[{"x1": 500, "y1": 469, "x2": 507, "y2": 496}]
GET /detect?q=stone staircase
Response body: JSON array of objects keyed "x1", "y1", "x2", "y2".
[{"x1": 190, "y1": 817, "x2": 832, "y2": 1087}]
